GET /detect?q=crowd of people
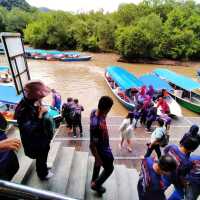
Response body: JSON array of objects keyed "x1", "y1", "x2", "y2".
[{"x1": 0, "y1": 80, "x2": 199, "y2": 200}]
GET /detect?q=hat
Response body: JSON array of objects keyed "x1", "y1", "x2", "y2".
[{"x1": 24, "y1": 80, "x2": 50, "y2": 100}]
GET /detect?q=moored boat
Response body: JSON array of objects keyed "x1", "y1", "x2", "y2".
[
  {"x1": 139, "y1": 74, "x2": 182, "y2": 117},
  {"x1": 60, "y1": 55, "x2": 92, "y2": 62},
  {"x1": 154, "y1": 68, "x2": 200, "y2": 114},
  {"x1": 105, "y1": 66, "x2": 143, "y2": 110},
  {"x1": 0, "y1": 85, "x2": 61, "y2": 124}
]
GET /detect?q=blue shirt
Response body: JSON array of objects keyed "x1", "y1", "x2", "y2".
[{"x1": 90, "y1": 109, "x2": 112, "y2": 158}]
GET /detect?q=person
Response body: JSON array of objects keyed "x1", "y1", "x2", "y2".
[
  {"x1": 62, "y1": 97, "x2": 75, "y2": 130},
  {"x1": 180, "y1": 124, "x2": 200, "y2": 146},
  {"x1": 133, "y1": 104, "x2": 141, "y2": 128},
  {"x1": 1, "y1": 73, "x2": 12, "y2": 83},
  {"x1": 145, "y1": 118, "x2": 166, "y2": 158},
  {"x1": 157, "y1": 97, "x2": 170, "y2": 114},
  {"x1": 137, "y1": 155, "x2": 177, "y2": 200},
  {"x1": 185, "y1": 155, "x2": 200, "y2": 200},
  {"x1": 90, "y1": 96, "x2": 114, "y2": 195},
  {"x1": 119, "y1": 113, "x2": 134, "y2": 152},
  {"x1": 73, "y1": 99, "x2": 84, "y2": 137},
  {"x1": 51, "y1": 89, "x2": 61, "y2": 111},
  {"x1": 159, "y1": 113, "x2": 172, "y2": 132},
  {"x1": 163, "y1": 136, "x2": 199, "y2": 200},
  {"x1": 14, "y1": 80, "x2": 55, "y2": 180},
  {"x1": 145, "y1": 105, "x2": 157, "y2": 132},
  {"x1": 146, "y1": 85, "x2": 155, "y2": 98},
  {"x1": 0, "y1": 112, "x2": 21, "y2": 181}
]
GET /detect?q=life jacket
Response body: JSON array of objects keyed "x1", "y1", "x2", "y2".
[{"x1": 140, "y1": 157, "x2": 164, "y2": 192}]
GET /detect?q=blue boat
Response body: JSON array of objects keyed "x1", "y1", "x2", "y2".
[
  {"x1": 60, "y1": 55, "x2": 92, "y2": 62},
  {"x1": 0, "y1": 66, "x2": 9, "y2": 72},
  {"x1": 138, "y1": 74, "x2": 182, "y2": 117},
  {"x1": 154, "y1": 68, "x2": 200, "y2": 114},
  {"x1": 105, "y1": 66, "x2": 143, "y2": 110}
]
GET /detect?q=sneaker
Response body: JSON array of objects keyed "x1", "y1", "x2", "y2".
[
  {"x1": 40, "y1": 171, "x2": 54, "y2": 180},
  {"x1": 91, "y1": 183, "x2": 106, "y2": 194},
  {"x1": 73, "y1": 135, "x2": 77, "y2": 138},
  {"x1": 145, "y1": 128, "x2": 152, "y2": 133},
  {"x1": 127, "y1": 147, "x2": 132, "y2": 152}
]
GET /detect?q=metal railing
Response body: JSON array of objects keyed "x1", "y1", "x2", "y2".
[{"x1": 0, "y1": 180, "x2": 77, "y2": 200}]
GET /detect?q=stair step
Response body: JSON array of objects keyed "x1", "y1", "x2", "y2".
[
  {"x1": 12, "y1": 154, "x2": 34, "y2": 184},
  {"x1": 49, "y1": 147, "x2": 75, "y2": 194},
  {"x1": 103, "y1": 166, "x2": 118, "y2": 200},
  {"x1": 127, "y1": 168, "x2": 139, "y2": 200},
  {"x1": 85, "y1": 156, "x2": 118, "y2": 200},
  {"x1": 66, "y1": 151, "x2": 89, "y2": 200},
  {"x1": 47, "y1": 141, "x2": 61, "y2": 168},
  {"x1": 23, "y1": 145, "x2": 74, "y2": 194},
  {"x1": 115, "y1": 165, "x2": 131, "y2": 200}
]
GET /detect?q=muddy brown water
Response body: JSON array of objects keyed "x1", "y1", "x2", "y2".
[{"x1": 0, "y1": 53, "x2": 199, "y2": 117}]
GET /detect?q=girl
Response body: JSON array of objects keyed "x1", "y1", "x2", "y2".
[{"x1": 119, "y1": 113, "x2": 134, "y2": 152}]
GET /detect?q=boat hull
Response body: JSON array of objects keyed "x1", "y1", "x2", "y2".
[
  {"x1": 170, "y1": 93, "x2": 200, "y2": 114},
  {"x1": 61, "y1": 56, "x2": 92, "y2": 62}
]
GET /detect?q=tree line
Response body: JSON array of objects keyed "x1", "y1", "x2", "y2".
[{"x1": 1, "y1": 0, "x2": 200, "y2": 60}]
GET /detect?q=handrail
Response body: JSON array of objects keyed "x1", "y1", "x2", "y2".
[{"x1": 0, "y1": 180, "x2": 77, "y2": 200}]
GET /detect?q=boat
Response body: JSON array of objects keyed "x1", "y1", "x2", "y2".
[
  {"x1": 60, "y1": 55, "x2": 92, "y2": 62},
  {"x1": 105, "y1": 66, "x2": 143, "y2": 110},
  {"x1": 138, "y1": 74, "x2": 182, "y2": 117},
  {"x1": 154, "y1": 68, "x2": 200, "y2": 114},
  {"x1": 0, "y1": 85, "x2": 61, "y2": 124}
]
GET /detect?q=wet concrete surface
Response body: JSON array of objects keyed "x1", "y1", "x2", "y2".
[{"x1": 55, "y1": 116, "x2": 200, "y2": 170}]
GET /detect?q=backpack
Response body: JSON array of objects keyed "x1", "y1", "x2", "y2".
[{"x1": 159, "y1": 131, "x2": 169, "y2": 147}]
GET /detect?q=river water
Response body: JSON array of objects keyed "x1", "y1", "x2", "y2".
[{"x1": 0, "y1": 53, "x2": 199, "y2": 117}]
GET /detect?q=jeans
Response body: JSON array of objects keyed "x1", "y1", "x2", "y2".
[
  {"x1": 35, "y1": 146, "x2": 50, "y2": 179},
  {"x1": 145, "y1": 144, "x2": 161, "y2": 158},
  {"x1": 91, "y1": 155, "x2": 114, "y2": 187}
]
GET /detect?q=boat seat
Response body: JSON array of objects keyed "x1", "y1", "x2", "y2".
[{"x1": 174, "y1": 90, "x2": 183, "y2": 98}]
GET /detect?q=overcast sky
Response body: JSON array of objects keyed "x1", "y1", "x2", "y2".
[{"x1": 26, "y1": 0, "x2": 141, "y2": 12}]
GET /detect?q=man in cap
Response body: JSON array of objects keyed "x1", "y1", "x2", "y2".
[{"x1": 14, "y1": 80, "x2": 54, "y2": 180}]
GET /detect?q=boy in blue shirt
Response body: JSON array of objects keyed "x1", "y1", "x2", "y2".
[
  {"x1": 163, "y1": 136, "x2": 199, "y2": 200},
  {"x1": 137, "y1": 155, "x2": 177, "y2": 200}
]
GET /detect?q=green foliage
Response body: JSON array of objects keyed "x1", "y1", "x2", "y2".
[
  {"x1": 3, "y1": 0, "x2": 200, "y2": 60},
  {"x1": 0, "y1": 0, "x2": 30, "y2": 11},
  {"x1": 6, "y1": 7, "x2": 33, "y2": 34}
]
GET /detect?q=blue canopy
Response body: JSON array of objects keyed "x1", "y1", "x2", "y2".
[
  {"x1": 139, "y1": 74, "x2": 173, "y2": 92},
  {"x1": 0, "y1": 66, "x2": 9, "y2": 72},
  {"x1": 154, "y1": 68, "x2": 200, "y2": 91},
  {"x1": 106, "y1": 66, "x2": 143, "y2": 90},
  {"x1": 0, "y1": 85, "x2": 22, "y2": 104}
]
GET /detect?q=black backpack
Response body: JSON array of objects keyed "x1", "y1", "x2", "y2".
[{"x1": 159, "y1": 130, "x2": 169, "y2": 147}]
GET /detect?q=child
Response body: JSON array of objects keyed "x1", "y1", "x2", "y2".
[
  {"x1": 137, "y1": 155, "x2": 177, "y2": 200},
  {"x1": 145, "y1": 118, "x2": 166, "y2": 158},
  {"x1": 133, "y1": 105, "x2": 141, "y2": 128},
  {"x1": 119, "y1": 113, "x2": 134, "y2": 152}
]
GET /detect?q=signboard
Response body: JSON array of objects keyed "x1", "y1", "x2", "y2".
[{"x1": 0, "y1": 32, "x2": 31, "y2": 95}]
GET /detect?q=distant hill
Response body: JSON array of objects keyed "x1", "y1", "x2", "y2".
[
  {"x1": 0, "y1": 0, "x2": 31, "y2": 10},
  {"x1": 39, "y1": 7, "x2": 50, "y2": 12}
]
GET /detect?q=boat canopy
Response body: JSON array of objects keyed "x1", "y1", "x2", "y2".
[
  {"x1": 154, "y1": 68, "x2": 200, "y2": 91},
  {"x1": 0, "y1": 66, "x2": 9, "y2": 72},
  {"x1": 0, "y1": 85, "x2": 22, "y2": 104},
  {"x1": 106, "y1": 66, "x2": 143, "y2": 90},
  {"x1": 139, "y1": 74, "x2": 173, "y2": 92}
]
